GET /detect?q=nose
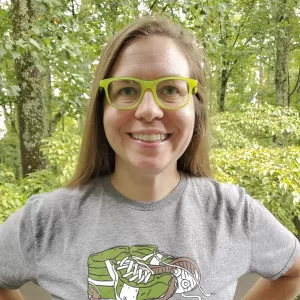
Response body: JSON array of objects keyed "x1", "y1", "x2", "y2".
[{"x1": 134, "y1": 89, "x2": 164, "y2": 122}]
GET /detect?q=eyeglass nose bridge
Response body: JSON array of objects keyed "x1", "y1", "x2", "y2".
[
  {"x1": 142, "y1": 81, "x2": 157, "y2": 94},
  {"x1": 138, "y1": 82, "x2": 161, "y2": 107}
]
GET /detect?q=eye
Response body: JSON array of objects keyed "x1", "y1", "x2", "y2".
[
  {"x1": 162, "y1": 86, "x2": 178, "y2": 95},
  {"x1": 119, "y1": 87, "x2": 137, "y2": 96}
]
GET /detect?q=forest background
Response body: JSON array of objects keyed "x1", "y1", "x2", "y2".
[{"x1": 0, "y1": 0, "x2": 300, "y2": 240}]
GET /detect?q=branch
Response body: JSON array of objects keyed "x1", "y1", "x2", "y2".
[
  {"x1": 0, "y1": 100, "x2": 14, "y2": 106},
  {"x1": 189, "y1": 6, "x2": 200, "y2": 25},
  {"x1": 219, "y1": 12, "x2": 223, "y2": 42},
  {"x1": 243, "y1": 34, "x2": 255, "y2": 47},
  {"x1": 289, "y1": 66, "x2": 300, "y2": 97},
  {"x1": 149, "y1": 0, "x2": 158, "y2": 14},
  {"x1": 49, "y1": 110, "x2": 63, "y2": 134},
  {"x1": 231, "y1": 0, "x2": 256, "y2": 49},
  {"x1": 71, "y1": 0, "x2": 76, "y2": 18},
  {"x1": 161, "y1": 4, "x2": 168, "y2": 14},
  {"x1": 170, "y1": 6, "x2": 175, "y2": 19},
  {"x1": 228, "y1": 58, "x2": 239, "y2": 77}
]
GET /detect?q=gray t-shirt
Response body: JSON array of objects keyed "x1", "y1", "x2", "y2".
[{"x1": 0, "y1": 173, "x2": 299, "y2": 300}]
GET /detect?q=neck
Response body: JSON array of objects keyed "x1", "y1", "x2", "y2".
[{"x1": 110, "y1": 166, "x2": 180, "y2": 202}]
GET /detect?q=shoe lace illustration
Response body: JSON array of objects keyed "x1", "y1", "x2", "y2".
[
  {"x1": 153, "y1": 252, "x2": 213, "y2": 299},
  {"x1": 116, "y1": 256, "x2": 154, "y2": 284}
]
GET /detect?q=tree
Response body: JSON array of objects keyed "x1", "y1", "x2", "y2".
[
  {"x1": 12, "y1": 0, "x2": 47, "y2": 176},
  {"x1": 183, "y1": 0, "x2": 265, "y2": 112},
  {"x1": 274, "y1": 0, "x2": 291, "y2": 106}
]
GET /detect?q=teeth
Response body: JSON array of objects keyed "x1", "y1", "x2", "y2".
[
  {"x1": 150, "y1": 134, "x2": 156, "y2": 142},
  {"x1": 131, "y1": 133, "x2": 168, "y2": 142},
  {"x1": 144, "y1": 134, "x2": 150, "y2": 142}
]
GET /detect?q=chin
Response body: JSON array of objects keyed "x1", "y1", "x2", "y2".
[{"x1": 131, "y1": 159, "x2": 176, "y2": 175}]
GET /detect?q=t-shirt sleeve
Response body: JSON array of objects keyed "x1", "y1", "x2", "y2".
[
  {"x1": 0, "y1": 197, "x2": 37, "y2": 289},
  {"x1": 248, "y1": 195, "x2": 300, "y2": 280}
]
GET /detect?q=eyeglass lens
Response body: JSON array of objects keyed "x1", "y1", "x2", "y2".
[{"x1": 107, "y1": 79, "x2": 190, "y2": 108}]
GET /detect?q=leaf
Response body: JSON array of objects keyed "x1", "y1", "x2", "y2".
[
  {"x1": 262, "y1": 177, "x2": 270, "y2": 184},
  {"x1": 36, "y1": 64, "x2": 45, "y2": 72},
  {"x1": 15, "y1": 39, "x2": 27, "y2": 48},
  {"x1": 0, "y1": 46, "x2": 7, "y2": 57},
  {"x1": 11, "y1": 51, "x2": 21, "y2": 59},
  {"x1": 10, "y1": 86, "x2": 20, "y2": 96},
  {"x1": 32, "y1": 25, "x2": 42, "y2": 35},
  {"x1": 5, "y1": 43, "x2": 13, "y2": 51},
  {"x1": 53, "y1": 18, "x2": 60, "y2": 25},
  {"x1": 29, "y1": 38, "x2": 41, "y2": 49},
  {"x1": 44, "y1": 38, "x2": 51, "y2": 45}
]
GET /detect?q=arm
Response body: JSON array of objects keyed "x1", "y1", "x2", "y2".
[
  {"x1": 0, "y1": 288, "x2": 24, "y2": 300},
  {"x1": 242, "y1": 254, "x2": 300, "y2": 300}
]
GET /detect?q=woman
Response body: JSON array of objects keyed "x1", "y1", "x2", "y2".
[{"x1": 0, "y1": 16, "x2": 299, "y2": 300}]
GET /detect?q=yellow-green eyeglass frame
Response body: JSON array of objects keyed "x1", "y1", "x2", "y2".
[{"x1": 99, "y1": 76, "x2": 198, "y2": 110}]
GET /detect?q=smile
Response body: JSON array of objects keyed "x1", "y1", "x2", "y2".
[{"x1": 129, "y1": 133, "x2": 170, "y2": 142}]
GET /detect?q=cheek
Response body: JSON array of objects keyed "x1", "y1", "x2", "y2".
[
  {"x1": 103, "y1": 105, "x2": 111, "y2": 136},
  {"x1": 176, "y1": 103, "x2": 195, "y2": 134},
  {"x1": 103, "y1": 106, "x2": 120, "y2": 144},
  {"x1": 103, "y1": 106, "x2": 133, "y2": 136}
]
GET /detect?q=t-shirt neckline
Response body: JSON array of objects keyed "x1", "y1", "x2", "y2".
[{"x1": 101, "y1": 172, "x2": 187, "y2": 211}]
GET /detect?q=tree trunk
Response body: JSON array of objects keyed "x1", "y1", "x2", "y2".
[
  {"x1": 274, "y1": 0, "x2": 290, "y2": 107},
  {"x1": 218, "y1": 68, "x2": 229, "y2": 112},
  {"x1": 12, "y1": 0, "x2": 46, "y2": 177}
]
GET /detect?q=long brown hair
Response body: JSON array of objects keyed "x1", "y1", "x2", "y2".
[{"x1": 67, "y1": 16, "x2": 212, "y2": 187}]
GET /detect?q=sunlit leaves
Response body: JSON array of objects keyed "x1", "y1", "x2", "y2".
[
  {"x1": 0, "y1": 120, "x2": 81, "y2": 224},
  {"x1": 0, "y1": 182, "x2": 26, "y2": 223},
  {"x1": 213, "y1": 145, "x2": 300, "y2": 234},
  {"x1": 40, "y1": 120, "x2": 81, "y2": 185},
  {"x1": 212, "y1": 104, "x2": 300, "y2": 234},
  {"x1": 212, "y1": 104, "x2": 300, "y2": 149}
]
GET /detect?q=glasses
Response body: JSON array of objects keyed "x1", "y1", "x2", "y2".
[{"x1": 99, "y1": 77, "x2": 198, "y2": 110}]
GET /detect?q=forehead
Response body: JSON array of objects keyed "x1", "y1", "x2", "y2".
[{"x1": 110, "y1": 35, "x2": 191, "y2": 79}]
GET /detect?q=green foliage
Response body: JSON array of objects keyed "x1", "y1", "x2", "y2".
[
  {"x1": 0, "y1": 121, "x2": 81, "y2": 223},
  {"x1": 40, "y1": 121, "x2": 81, "y2": 185},
  {"x1": 21, "y1": 169, "x2": 59, "y2": 197},
  {"x1": 212, "y1": 104, "x2": 300, "y2": 234},
  {"x1": 0, "y1": 131, "x2": 21, "y2": 179},
  {"x1": 213, "y1": 146, "x2": 300, "y2": 233},
  {"x1": 0, "y1": 182, "x2": 26, "y2": 223},
  {"x1": 212, "y1": 104, "x2": 300, "y2": 149}
]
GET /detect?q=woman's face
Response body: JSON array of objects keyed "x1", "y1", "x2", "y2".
[{"x1": 103, "y1": 35, "x2": 195, "y2": 176}]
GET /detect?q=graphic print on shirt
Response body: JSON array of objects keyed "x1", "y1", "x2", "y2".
[{"x1": 87, "y1": 245, "x2": 212, "y2": 300}]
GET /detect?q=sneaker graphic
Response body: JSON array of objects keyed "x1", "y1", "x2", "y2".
[{"x1": 87, "y1": 245, "x2": 212, "y2": 300}]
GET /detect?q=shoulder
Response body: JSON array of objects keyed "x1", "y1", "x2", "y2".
[
  {"x1": 184, "y1": 174, "x2": 253, "y2": 221},
  {"x1": 186, "y1": 174, "x2": 248, "y2": 204},
  {"x1": 25, "y1": 177, "x2": 105, "y2": 220}
]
